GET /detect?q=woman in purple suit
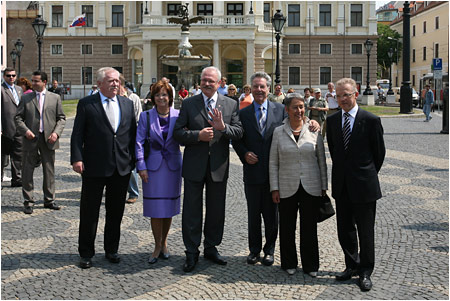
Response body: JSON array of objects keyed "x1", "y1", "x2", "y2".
[{"x1": 135, "y1": 80, "x2": 182, "y2": 264}]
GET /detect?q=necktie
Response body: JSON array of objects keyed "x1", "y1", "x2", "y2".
[
  {"x1": 342, "y1": 112, "x2": 351, "y2": 150},
  {"x1": 105, "y1": 98, "x2": 116, "y2": 131},
  {"x1": 258, "y1": 106, "x2": 266, "y2": 134},
  {"x1": 11, "y1": 87, "x2": 19, "y2": 105},
  {"x1": 38, "y1": 92, "x2": 44, "y2": 132},
  {"x1": 206, "y1": 98, "x2": 214, "y2": 121}
]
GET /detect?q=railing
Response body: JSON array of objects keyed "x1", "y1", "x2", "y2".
[{"x1": 143, "y1": 15, "x2": 255, "y2": 26}]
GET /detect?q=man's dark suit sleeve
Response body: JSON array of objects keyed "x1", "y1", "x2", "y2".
[
  {"x1": 326, "y1": 115, "x2": 335, "y2": 160},
  {"x1": 173, "y1": 100, "x2": 202, "y2": 145},
  {"x1": 70, "y1": 99, "x2": 86, "y2": 164},
  {"x1": 221, "y1": 99, "x2": 243, "y2": 141},
  {"x1": 231, "y1": 109, "x2": 249, "y2": 164},
  {"x1": 370, "y1": 117, "x2": 385, "y2": 173}
]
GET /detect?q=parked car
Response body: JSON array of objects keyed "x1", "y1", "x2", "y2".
[{"x1": 412, "y1": 88, "x2": 420, "y2": 107}]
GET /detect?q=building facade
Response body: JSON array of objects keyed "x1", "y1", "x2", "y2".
[
  {"x1": 390, "y1": 1, "x2": 448, "y2": 91},
  {"x1": 6, "y1": 1, "x2": 377, "y2": 98}
]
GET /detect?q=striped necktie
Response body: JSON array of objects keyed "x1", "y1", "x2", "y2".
[
  {"x1": 342, "y1": 112, "x2": 351, "y2": 150},
  {"x1": 258, "y1": 105, "x2": 266, "y2": 134},
  {"x1": 206, "y1": 98, "x2": 214, "y2": 121}
]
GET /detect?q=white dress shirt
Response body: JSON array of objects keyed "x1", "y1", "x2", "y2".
[
  {"x1": 99, "y1": 92, "x2": 121, "y2": 132},
  {"x1": 341, "y1": 104, "x2": 359, "y2": 131}
]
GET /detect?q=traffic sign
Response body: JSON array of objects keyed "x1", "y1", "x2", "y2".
[
  {"x1": 434, "y1": 70, "x2": 443, "y2": 79},
  {"x1": 433, "y1": 58, "x2": 442, "y2": 70}
]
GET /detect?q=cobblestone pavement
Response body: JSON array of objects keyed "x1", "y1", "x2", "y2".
[{"x1": 1, "y1": 111, "x2": 448, "y2": 300}]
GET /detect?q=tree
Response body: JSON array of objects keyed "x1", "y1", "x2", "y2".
[{"x1": 377, "y1": 23, "x2": 402, "y2": 78}]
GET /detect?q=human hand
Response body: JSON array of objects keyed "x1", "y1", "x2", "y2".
[
  {"x1": 207, "y1": 108, "x2": 225, "y2": 131},
  {"x1": 47, "y1": 132, "x2": 58, "y2": 144},
  {"x1": 25, "y1": 130, "x2": 35, "y2": 140},
  {"x1": 198, "y1": 127, "x2": 214, "y2": 142},
  {"x1": 272, "y1": 190, "x2": 280, "y2": 204},
  {"x1": 309, "y1": 120, "x2": 320, "y2": 132},
  {"x1": 245, "y1": 151, "x2": 259, "y2": 164},
  {"x1": 72, "y1": 161, "x2": 84, "y2": 174},
  {"x1": 139, "y1": 170, "x2": 149, "y2": 183}
]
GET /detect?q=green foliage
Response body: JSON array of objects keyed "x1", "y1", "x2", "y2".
[{"x1": 377, "y1": 23, "x2": 402, "y2": 74}]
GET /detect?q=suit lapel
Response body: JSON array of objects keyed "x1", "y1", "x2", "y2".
[
  {"x1": 166, "y1": 107, "x2": 177, "y2": 141},
  {"x1": 150, "y1": 108, "x2": 164, "y2": 142},
  {"x1": 265, "y1": 101, "x2": 276, "y2": 135},
  {"x1": 93, "y1": 94, "x2": 115, "y2": 133},
  {"x1": 194, "y1": 94, "x2": 209, "y2": 122},
  {"x1": 31, "y1": 92, "x2": 40, "y2": 112},
  {"x1": 247, "y1": 103, "x2": 261, "y2": 136},
  {"x1": 348, "y1": 109, "x2": 364, "y2": 151}
]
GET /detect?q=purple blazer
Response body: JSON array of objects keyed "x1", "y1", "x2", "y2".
[{"x1": 135, "y1": 107, "x2": 182, "y2": 172}]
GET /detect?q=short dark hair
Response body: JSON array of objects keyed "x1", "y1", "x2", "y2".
[
  {"x1": 3, "y1": 67, "x2": 16, "y2": 74},
  {"x1": 151, "y1": 80, "x2": 174, "y2": 107},
  {"x1": 32, "y1": 70, "x2": 48, "y2": 82},
  {"x1": 304, "y1": 87, "x2": 312, "y2": 93}
]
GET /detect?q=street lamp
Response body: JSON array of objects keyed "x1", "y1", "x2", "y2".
[
  {"x1": 387, "y1": 36, "x2": 401, "y2": 86},
  {"x1": 15, "y1": 38, "x2": 24, "y2": 77},
  {"x1": 10, "y1": 49, "x2": 18, "y2": 69},
  {"x1": 387, "y1": 48, "x2": 394, "y2": 95},
  {"x1": 32, "y1": 15, "x2": 48, "y2": 71},
  {"x1": 363, "y1": 38, "x2": 373, "y2": 95},
  {"x1": 271, "y1": 9, "x2": 286, "y2": 85}
]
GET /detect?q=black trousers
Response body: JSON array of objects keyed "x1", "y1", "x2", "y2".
[
  {"x1": 335, "y1": 186, "x2": 376, "y2": 276},
  {"x1": 182, "y1": 163, "x2": 227, "y2": 255},
  {"x1": 278, "y1": 182, "x2": 319, "y2": 272},
  {"x1": 78, "y1": 170, "x2": 131, "y2": 258},
  {"x1": 244, "y1": 183, "x2": 278, "y2": 255},
  {"x1": 1, "y1": 134, "x2": 22, "y2": 183}
]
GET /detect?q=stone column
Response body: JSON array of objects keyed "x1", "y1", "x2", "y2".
[
  {"x1": 246, "y1": 40, "x2": 255, "y2": 84},
  {"x1": 141, "y1": 39, "x2": 152, "y2": 98},
  {"x1": 213, "y1": 40, "x2": 220, "y2": 69}
]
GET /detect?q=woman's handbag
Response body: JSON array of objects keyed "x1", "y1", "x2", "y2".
[
  {"x1": 317, "y1": 194, "x2": 335, "y2": 223},
  {"x1": 143, "y1": 111, "x2": 151, "y2": 159}
]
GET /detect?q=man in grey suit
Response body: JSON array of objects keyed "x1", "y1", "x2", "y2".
[
  {"x1": 15, "y1": 71, "x2": 66, "y2": 214},
  {"x1": 1, "y1": 67, "x2": 23, "y2": 187},
  {"x1": 174, "y1": 66, "x2": 243, "y2": 272}
]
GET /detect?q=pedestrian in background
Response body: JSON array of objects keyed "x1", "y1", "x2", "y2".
[
  {"x1": 136, "y1": 80, "x2": 182, "y2": 264},
  {"x1": 17, "y1": 77, "x2": 33, "y2": 95},
  {"x1": 227, "y1": 84, "x2": 239, "y2": 102},
  {"x1": 423, "y1": 84, "x2": 434, "y2": 122},
  {"x1": 308, "y1": 88, "x2": 328, "y2": 137},
  {"x1": 239, "y1": 84, "x2": 254, "y2": 110}
]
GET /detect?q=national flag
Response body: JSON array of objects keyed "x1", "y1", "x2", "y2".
[{"x1": 70, "y1": 14, "x2": 86, "y2": 27}]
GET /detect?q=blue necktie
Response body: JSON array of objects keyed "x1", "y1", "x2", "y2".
[{"x1": 11, "y1": 87, "x2": 19, "y2": 105}]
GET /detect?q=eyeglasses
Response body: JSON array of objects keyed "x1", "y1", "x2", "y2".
[
  {"x1": 5, "y1": 74, "x2": 17, "y2": 78},
  {"x1": 336, "y1": 92, "x2": 355, "y2": 99},
  {"x1": 228, "y1": 88, "x2": 236, "y2": 91}
]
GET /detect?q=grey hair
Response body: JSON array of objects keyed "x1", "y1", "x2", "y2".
[
  {"x1": 250, "y1": 72, "x2": 272, "y2": 87},
  {"x1": 284, "y1": 93, "x2": 304, "y2": 108},
  {"x1": 201, "y1": 66, "x2": 221, "y2": 82},
  {"x1": 97, "y1": 67, "x2": 119, "y2": 82},
  {"x1": 336, "y1": 78, "x2": 357, "y2": 92}
]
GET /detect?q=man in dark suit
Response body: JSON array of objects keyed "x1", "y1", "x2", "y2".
[
  {"x1": 232, "y1": 72, "x2": 286, "y2": 266},
  {"x1": 326, "y1": 78, "x2": 385, "y2": 292},
  {"x1": 15, "y1": 71, "x2": 66, "y2": 214},
  {"x1": 1, "y1": 67, "x2": 23, "y2": 187},
  {"x1": 48, "y1": 80, "x2": 63, "y2": 97},
  {"x1": 173, "y1": 66, "x2": 243, "y2": 272},
  {"x1": 71, "y1": 67, "x2": 136, "y2": 269}
]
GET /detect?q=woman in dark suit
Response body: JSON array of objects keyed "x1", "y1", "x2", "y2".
[
  {"x1": 269, "y1": 93, "x2": 327, "y2": 277},
  {"x1": 135, "y1": 80, "x2": 182, "y2": 264}
]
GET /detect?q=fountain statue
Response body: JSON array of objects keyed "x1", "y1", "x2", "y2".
[{"x1": 161, "y1": 3, "x2": 211, "y2": 97}]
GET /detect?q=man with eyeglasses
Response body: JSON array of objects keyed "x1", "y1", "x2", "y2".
[
  {"x1": 326, "y1": 78, "x2": 385, "y2": 292},
  {"x1": 1, "y1": 67, "x2": 23, "y2": 187},
  {"x1": 174, "y1": 66, "x2": 243, "y2": 273}
]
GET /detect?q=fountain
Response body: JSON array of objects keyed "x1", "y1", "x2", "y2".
[{"x1": 161, "y1": 3, "x2": 211, "y2": 94}]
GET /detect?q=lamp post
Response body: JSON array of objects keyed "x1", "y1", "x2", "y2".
[
  {"x1": 387, "y1": 48, "x2": 394, "y2": 95},
  {"x1": 271, "y1": 9, "x2": 286, "y2": 85},
  {"x1": 15, "y1": 38, "x2": 24, "y2": 78},
  {"x1": 10, "y1": 49, "x2": 18, "y2": 69},
  {"x1": 31, "y1": 15, "x2": 48, "y2": 71},
  {"x1": 144, "y1": 1, "x2": 148, "y2": 14},
  {"x1": 363, "y1": 38, "x2": 373, "y2": 95},
  {"x1": 387, "y1": 36, "x2": 401, "y2": 86}
]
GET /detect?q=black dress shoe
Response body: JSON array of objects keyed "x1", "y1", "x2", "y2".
[
  {"x1": 44, "y1": 203, "x2": 61, "y2": 210},
  {"x1": 262, "y1": 254, "x2": 274, "y2": 266},
  {"x1": 359, "y1": 275, "x2": 373, "y2": 291},
  {"x1": 11, "y1": 181, "x2": 22, "y2": 187},
  {"x1": 336, "y1": 268, "x2": 357, "y2": 281},
  {"x1": 183, "y1": 253, "x2": 199, "y2": 272},
  {"x1": 204, "y1": 252, "x2": 227, "y2": 265},
  {"x1": 159, "y1": 251, "x2": 170, "y2": 260},
  {"x1": 105, "y1": 253, "x2": 120, "y2": 263},
  {"x1": 80, "y1": 257, "x2": 92, "y2": 269},
  {"x1": 23, "y1": 206, "x2": 33, "y2": 214},
  {"x1": 246, "y1": 253, "x2": 260, "y2": 265}
]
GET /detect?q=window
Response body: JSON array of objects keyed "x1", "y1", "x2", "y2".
[
  {"x1": 51, "y1": 45, "x2": 63, "y2": 55},
  {"x1": 412, "y1": 49, "x2": 416, "y2": 62},
  {"x1": 167, "y1": 4, "x2": 181, "y2": 16},
  {"x1": 113, "y1": 67, "x2": 123, "y2": 74},
  {"x1": 435, "y1": 43, "x2": 439, "y2": 58},
  {"x1": 52, "y1": 67, "x2": 63, "y2": 82},
  {"x1": 412, "y1": 25, "x2": 415, "y2": 36},
  {"x1": 320, "y1": 67, "x2": 331, "y2": 85},
  {"x1": 412, "y1": 75, "x2": 415, "y2": 87},
  {"x1": 423, "y1": 47, "x2": 426, "y2": 60},
  {"x1": 227, "y1": 3, "x2": 243, "y2": 15},
  {"x1": 423, "y1": 21, "x2": 426, "y2": 33},
  {"x1": 351, "y1": 44, "x2": 362, "y2": 54},
  {"x1": 435, "y1": 16, "x2": 439, "y2": 29},
  {"x1": 319, "y1": 4, "x2": 331, "y2": 26},
  {"x1": 320, "y1": 44, "x2": 331, "y2": 54},
  {"x1": 198, "y1": 3, "x2": 213, "y2": 15},
  {"x1": 351, "y1": 67, "x2": 362, "y2": 83},
  {"x1": 52, "y1": 5, "x2": 63, "y2": 27},
  {"x1": 82, "y1": 5, "x2": 93, "y2": 27},
  {"x1": 264, "y1": 3, "x2": 271, "y2": 23},
  {"x1": 227, "y1": 60, "x2": 244, "y2": 88},
  {"x1": 350, "y1": 4, "x2": 362, "y2": 26},
  {"x1": 288, "y1": 4, "x2": 300, "y2": 27},
  {"x1": 81, "y1": 44, "x2": 92, "y2": 55},
  {"x1": 289, "y1": 44, "x2": 300, "y2": 54},
  {"x1": 112, "y1": 5, "x2": 123, "y2": 27},
  {"x1": 82, "y1": 67, "x2": 93, "y2": 85},
  {"x1": 289, "y1": 67, "x2": 300, "y2": 85},
  {"x1": 112, "y1": 44, "x2": 123, "y2": 55}
]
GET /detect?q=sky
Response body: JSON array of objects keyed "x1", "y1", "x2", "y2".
[{"x1": 376, "y1": 0, "x2": 393, "y2": 10}]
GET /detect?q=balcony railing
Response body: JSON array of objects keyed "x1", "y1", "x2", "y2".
[{"x1": 143, "y1": 15, "x2": 255, "y2": 26}]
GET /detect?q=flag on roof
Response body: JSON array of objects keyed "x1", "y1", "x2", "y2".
[{"x1": 70, "y1": 14, "x2": 86, "y2": 27}]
